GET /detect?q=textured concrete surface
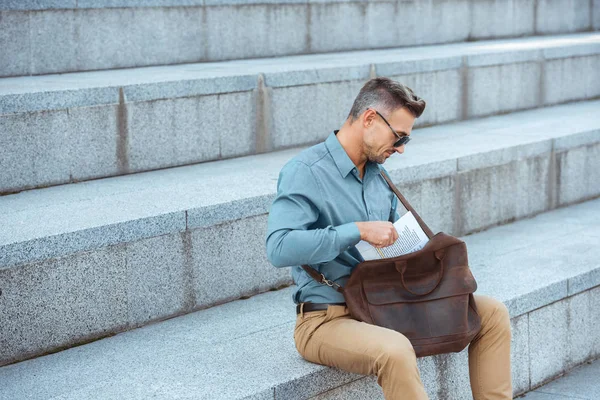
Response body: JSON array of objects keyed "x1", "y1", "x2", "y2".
[
  {"x1": 1, "y1": 195, "x2": 599, "y2": 396},
  {"x1": 516, "y1": 358, "x2": 600, "y2": 400},
  {"x1": 1, "y1": 34, "x2": 599, "y2": 192},
  {"x1": 2, "y1": 100, "x2": 599, "y2": 268},
  {"x1": 1, "y1": 1, "x2": 594, "y2": 76}
]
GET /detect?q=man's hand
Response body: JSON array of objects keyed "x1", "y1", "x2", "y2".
[{"x1": 355, "y1": 221, "x2": 399, "y2": 248}]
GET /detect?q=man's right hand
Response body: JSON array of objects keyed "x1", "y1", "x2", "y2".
[{"x1": 355, "y1": 221, "x2": 399, "y2": 248}]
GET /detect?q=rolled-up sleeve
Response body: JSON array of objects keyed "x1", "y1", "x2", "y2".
[{"x1": 265, "y1": 161, "x2": 361, "y2": 268}]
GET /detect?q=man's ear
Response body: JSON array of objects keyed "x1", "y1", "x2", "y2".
[{"x1": 362, "y1": 109, "x2": 376, "y2": 128}]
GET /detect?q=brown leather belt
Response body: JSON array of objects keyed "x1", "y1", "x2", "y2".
[{"x1": 296, "y1": 302, "x2": 346, "y2": 315}]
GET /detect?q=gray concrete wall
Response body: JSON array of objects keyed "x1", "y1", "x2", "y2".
[
  {"x1": 1, "y1": 0, "x2": 597, "y2": 77},
  {"x1": 1, "y1": 34, "x2": 599, "y2": 194}
]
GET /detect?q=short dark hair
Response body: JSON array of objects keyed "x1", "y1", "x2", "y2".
[{"x1": 347, "y1": 77, "x2": 426, "y2": 122}]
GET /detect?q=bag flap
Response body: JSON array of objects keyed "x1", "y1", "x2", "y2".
[{"x1": 363, "y1": 265, "x2": 477, "y2": 305}]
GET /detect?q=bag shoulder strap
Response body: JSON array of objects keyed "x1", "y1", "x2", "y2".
[
  {"x1": 378, "y1": 168, "x2": 434, "y2": 239},
  {"x1": 300, "y1": 264, "x2": 344, "y2": 293}
]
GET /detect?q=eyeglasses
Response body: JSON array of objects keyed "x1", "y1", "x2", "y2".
[{"x1": 373, "y1": 109, "x2": 411, "y2": 147}]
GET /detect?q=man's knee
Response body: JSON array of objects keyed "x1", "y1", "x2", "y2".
[
  {"x1": 484, "y1": 297, "x2": 512, "y2": 335},
  {"x1": 375, "y1": 332, "x2": 417, "y2": 370}
]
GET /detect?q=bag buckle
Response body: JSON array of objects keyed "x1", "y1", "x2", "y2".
[
  {"x1": 320, "y1": 273, "x2": 334, "y2": 286},
  {"x1": 320, "y1": 274, "x2": 342, "y2": 291}
]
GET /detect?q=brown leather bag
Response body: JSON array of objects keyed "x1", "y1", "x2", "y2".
[{"x1": 302, "y1": 170, "x2": 481, "y2": 358}]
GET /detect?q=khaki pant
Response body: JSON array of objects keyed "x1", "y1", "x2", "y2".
[{"x1": 294, "y1": 294, "x2": 512, "y2": 400}]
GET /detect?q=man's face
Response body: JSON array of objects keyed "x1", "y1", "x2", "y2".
[{"x1": 364, "y1": 107, "x2": 415, "y2": 164}]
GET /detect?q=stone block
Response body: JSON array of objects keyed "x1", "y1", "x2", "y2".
[
  {"x1": 457, "y1": 154, "x2": 551, "y2": 235},
  {"x1": 430, "y1": 349, "x2": 471, "y2": 400},
  {"x1": 470, "y1": 231, "x2": 600, "y2": 316},
  {"x1": 553, "y1": 130, "x2": 600, "y2": 153},
  {"x1": 310, "y1": 376, "x2": 383, "y2": 399},
  {"x1": 0, "y1": 198, "x2": 186, "y2": 270},
  {"x1": 308, "y1": 3, "x2": 367, "y2": 52},
  {"x1": 125, "y1": 233, "x2": 189, "y2": 327},
  {"x1": 364, "y1": 2, "x2": 400, "y2": 49},
  {"x1": 389, "y1": 69, "x2": 462, "y2": 127},
  {"x1": 218, "y1": 91, "x2": 257, "y2": 159},
  {"x1": 187, "y1": 194, "x2": 275, "y2": 230},
  {"x1": 470, "y1": 0, "x2": 535, "y2": 39},
  {"x1": 457, "y1": 139, "x2": 551, "y2": 173},
  {"x1": 269, "y1": 80, "x2": 364, "y2": 149},
  {"x1": 466, "y1": 49, "x2": 541, "y2": 69},
  {"x1": 67, "y1": 105, "x2": 121, "y2": 182},
  {"x1": 395, "y1": 175, "x2": 456, "y2": 236},
  {"x1": 417, "y1": 355, "x2": 440, "y2": 399},
  {"x1": 568, "y1": 268, "x2": 600, "y2": 296},
  {"x1": 127, "y1": 95, "x2": 221, "y2": 172},
  {"x1": 384, "y1": 158, "x2": 457, "y2": 187},
  {"x1": 74, "y1": 7, "x2": 205, "y2": 71},
  {"x1": 377, "y1": 57, "x2": 463, "y2": 77},
  {"x1": 0, "y1": 11, "x2": 30, "y2": 77},
  {"x1": 393, "y1": 0, "x2": 470, "y2": 47},
  {"x1": 263, "y1": 64, "x2": 370, "y2": 89},
  {"x1": 275, "y1": 367, "x2": 360, "y2": 400},
  {"x1": 190, "y1": 214, "x2": 292, "y2": 308},
  {"x1": 556, "y1": 142, "x2": 600, "y2": 206},
  {"x1": 29, "y1": 10, "x2": 78, "y2": 75},
  {"x1": 467, "y1": 62, "x2": 542, "y2": 118},
  {"x1": 528, "y1": 300, "x2": 569, "y2": 387},
  {"x1": 566, "y1": 291, "x2": 594, "y2": 368},
  {"x1": 0, "y1": 246, "x2": 129, "y2": 366},
  {"x1": 0, "y1": 84, "x2": 119, "y2": 115},
  {"x1": 0, "y1": 1, "x2": 75, "y2": 10},
  {"x1": 77, "y1": 0, "x2": 205, "y2": 8},
  {"x1": 0, "y1": 109, "x2": 71, "y2": 193},
  {"x1": 544, "y1": 55, "x2": 600, "y2": 105},
  {"x1": 511, "y1": 313, "x2": 530, "y2": 396},
  {"x1": 527, "y1": 357, "x2": 600, "y2": 399},
  {"x1": 205, "y1": 5, "x2": 307, "y2": 61},
  {"x1": 591, "y1": 285, "x2": 600, "y2": 358},
  {"x1": 536, "y1": 0, "x2": 592, "y2": 34}
]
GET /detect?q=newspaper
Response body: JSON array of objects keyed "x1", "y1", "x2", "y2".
[{"x1": 355, "y1": 211, "x2": 430, "y2": 261}]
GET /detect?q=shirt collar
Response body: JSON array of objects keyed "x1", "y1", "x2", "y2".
[{"x1": 326, "y1": 130, "x2": 358, "y2": 178}]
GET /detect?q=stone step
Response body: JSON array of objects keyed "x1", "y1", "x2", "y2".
[
  {"x1": 516, "y1": 358, "x2": 600, "y2": 400},
  {"x1": 0, "y1": 100, "x2": 599, "y2": 368},
  {"x1": 2, "y1": 32, "x2": 600, "y2": 193},
  {"x1": 0, "y1": 196, "x2": 599, "y2": 399},
  {"x1": 1, "y1": 0, "x2": 598, "y2": 77}
]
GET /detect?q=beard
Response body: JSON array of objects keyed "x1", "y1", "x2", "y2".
[{"x1": 365, "y1": 143, "x2": 387, "y2": 164}]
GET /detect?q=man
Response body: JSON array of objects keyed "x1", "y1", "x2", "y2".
[{"x1": 265, "y1": 77, "x2": 512, "y2": 399}]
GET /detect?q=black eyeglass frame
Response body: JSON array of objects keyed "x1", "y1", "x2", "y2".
[{"x1": 372, "y1": 109, "x2": 411, "y2": 147}]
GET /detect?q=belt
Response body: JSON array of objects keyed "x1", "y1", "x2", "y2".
[{"x1": 296, "y1": 302, "x2": 346, "y2": 315}]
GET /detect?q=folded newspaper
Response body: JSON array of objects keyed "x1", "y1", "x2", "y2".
[{"x1": 356, "y1": 211, "x2": 430, "y2": 260}]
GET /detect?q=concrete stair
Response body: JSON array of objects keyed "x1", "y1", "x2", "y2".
[
  {"x1": 2, "y1": 32, "x2": 600, "y2": 194},
  {"x1": 516, "y1": 358, "x2": 600, "y2": 400},
  {"x1": 1, "y1": 0, "x2": 598, "y2": 77},
  {"x1": 0, "y1": 196, "x2": 599, "y2": 399},
  {"x1": 1, "y1": 99, "x2": 599, "y2": 368}
]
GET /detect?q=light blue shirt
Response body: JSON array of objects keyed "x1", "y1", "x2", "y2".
[{"x1": 265, "y1": 130, "x2": 401, "y2": 304}]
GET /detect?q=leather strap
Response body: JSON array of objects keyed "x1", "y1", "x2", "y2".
[
  {"x1": 301, "y1": 169, "x2": 434, "y2": 291},
  {"x1": 378, "y1": 169, "x2": 434, "y2": 239},
  {"x1": 300, "y1": 264, "x2": 344, "y2": 293}
]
